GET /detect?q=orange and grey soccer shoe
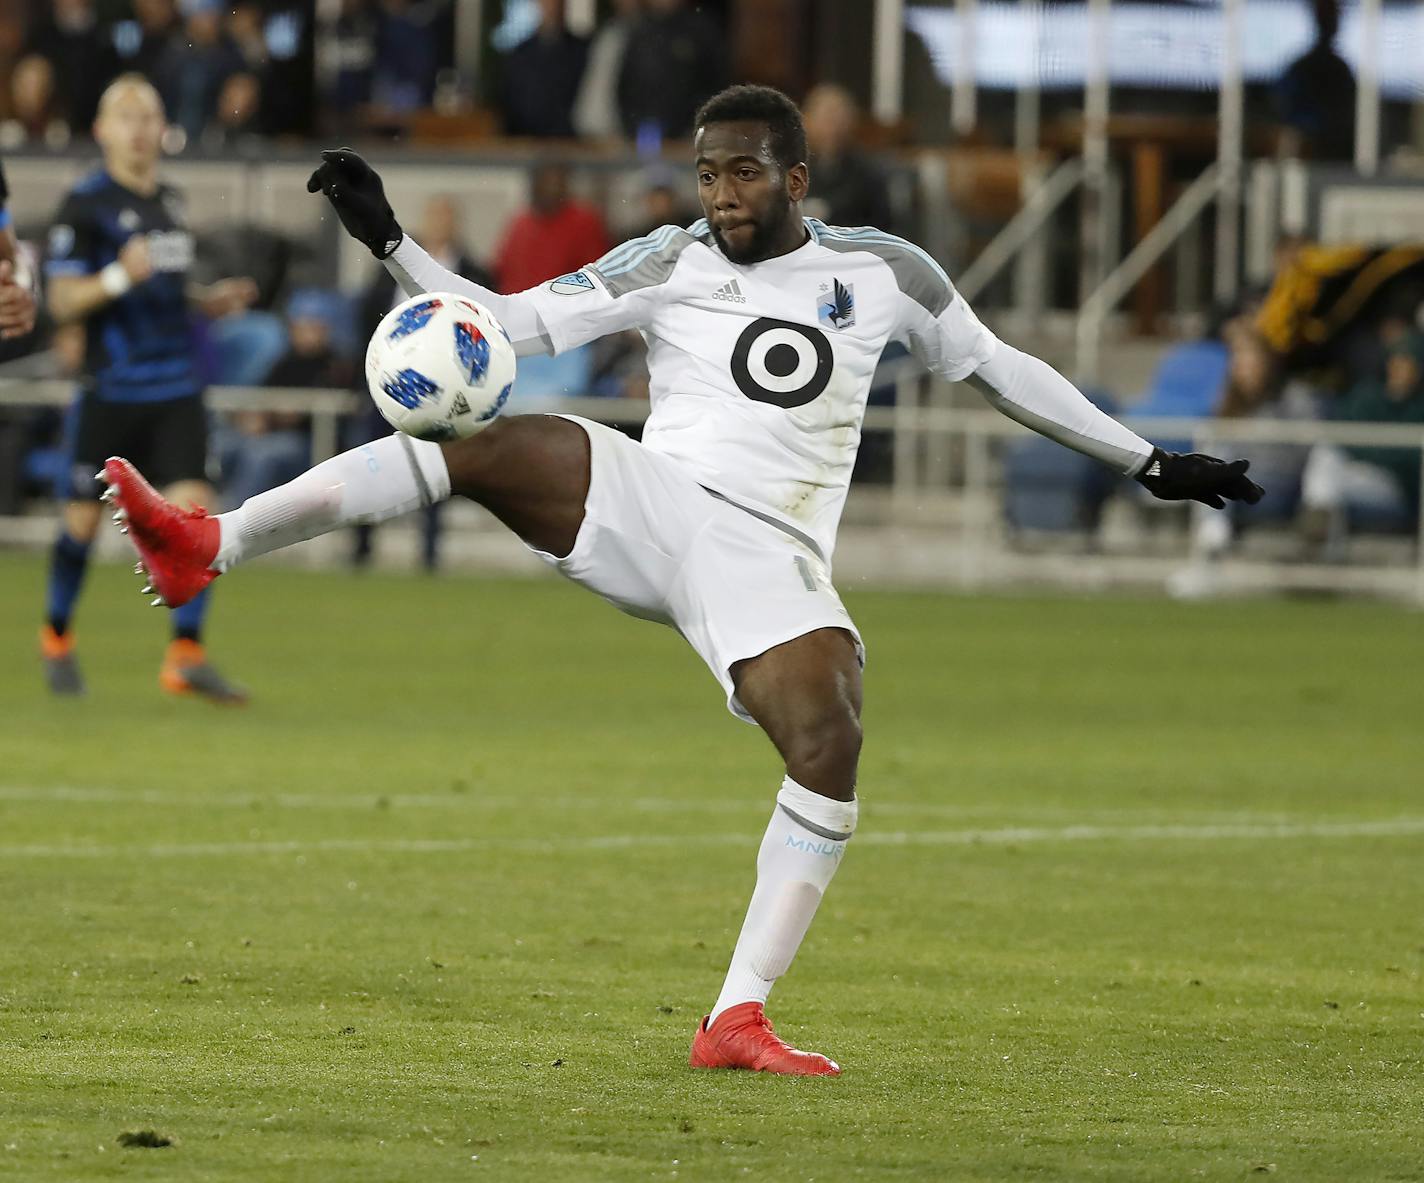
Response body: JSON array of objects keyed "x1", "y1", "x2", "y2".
[
  {"x1": 39, "y1": 625, "x2": 85, "y2": 696},
  {"x1": 100, "y1": 457, "x2": 220, "y2": 609},
  {"x1": 689, "y1": 1002, "x2": 841, "y2": 1076},
  {"x1": 160, "y1": 640, "x2": 249, "y2": 705}
]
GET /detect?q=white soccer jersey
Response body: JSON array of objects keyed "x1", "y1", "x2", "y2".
[{"x1": 387, "y1": 218, "x2": 1151, "y2": 562}]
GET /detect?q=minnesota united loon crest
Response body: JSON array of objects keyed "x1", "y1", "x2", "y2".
[{"x1": 818, "y1": 279, "x2": 855, "y2": 330}]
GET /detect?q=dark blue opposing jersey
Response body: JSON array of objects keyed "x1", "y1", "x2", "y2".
[{"x1": 45, "y1": 170, "x2": 200, "y2": 403}]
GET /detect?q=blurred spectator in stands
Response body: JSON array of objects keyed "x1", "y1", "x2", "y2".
[
  {"x1": 226, "y1": 2, "x2": 269, "y2": 74},
  {"x1": 153, "y1": 0, "x2": 244, "y2": 142},
  {"x1": 370, "y1": 0, "x2": 443, "y2": 116},
  {"x1": 1274, "y1": 0, "x2": 1355, "y2": 162},
  {"x1": 203, "y1": 71, "x2": 264, "y2": 149},
  {"x1": 1167, "y1": 322, "x2": 1324, "y2": 597},
  {"x1": 2, "y1": 54, "x2": 69, "y2": 148},
  {"x1": 369, "y1": 195, "x2": 489, "y2": 316},
  {"x1": 111, "y1": 0, "x2": 181, "y2": 80},
  {"x1": 317, "y1": 0, "x2": 377, "y2": 127},
  {"x1": 1254, "y1": 238, "x2": 1424, "y2": 381},
  {"x1": 359, "y1": 194, "x2": 492, "y2": 337},
  {"x1": 493, "y1": 161, "x2": 609, "y2": 294},
  {"x1": 618, "y1": 0, "x2": 727, "y2": 142},
  {"x1": 582, "y1": 161, "x2": 684, "y2": 401},
  {"x1": 572, "y1": 0, "x2": 639, "y2": 142},
  {"x1": 24, "y1": 0, "x2": 115, "y2": 135},
  {"x1": 623, "y1": 162, "x2": 693, "y2": 240},
  {"x1": 502, "y1": 0, "x2": 588, "y2": 138},
  {"x1": 492, "y1": 162, "x2": 608, "y2": 410},
  {"x1": 222, "y1": 289, "x2": 352, "y2": 507},
  {"x1": 802, "y1": 83, "x2": 894, "y2": 231},
  {"x1": 1299, "y1": 330, "x2": 1424, "y2": 557},
  {"x1": 352, "y1": 194, "x2": 489, "y2": 570}
]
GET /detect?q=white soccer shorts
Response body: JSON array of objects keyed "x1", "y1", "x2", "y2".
[{"x1": 526, "y1": 415, "x2": 864, "y2": 724}]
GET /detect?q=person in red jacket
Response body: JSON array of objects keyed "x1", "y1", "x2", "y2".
[{"x1": 492, "y1": 161, "x2": 609, "y2": 295}]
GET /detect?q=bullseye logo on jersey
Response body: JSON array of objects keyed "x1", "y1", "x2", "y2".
[{"x1": 731, "y1": 317, "x2": 834, "y2": 409}]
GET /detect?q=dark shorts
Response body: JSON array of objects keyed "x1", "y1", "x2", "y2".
[{"x1": 64, "y1": 390, "x2": 209, "y2": 501}]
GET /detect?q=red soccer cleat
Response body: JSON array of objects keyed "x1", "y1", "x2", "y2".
[
  {"x1": 101, "y1": 457, "x2": 221, "y2": 609},
  {"x1": 689, "y1": 1002, "x2": 841, "y2": 1076}
]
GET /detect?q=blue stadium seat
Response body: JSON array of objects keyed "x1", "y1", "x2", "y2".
[
  {"x1": 1002, "y1": 389, "x2": 1123, "y2": 532},
  {"x1": 1130, "y1": 340, "x2": 1228, "y2": 453}
]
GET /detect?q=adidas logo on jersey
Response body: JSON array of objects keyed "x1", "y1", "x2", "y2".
[{"x1": 712, "y1": 279, "x2": 746, "y2": 304}]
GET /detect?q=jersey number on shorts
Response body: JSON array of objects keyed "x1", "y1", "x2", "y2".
[{"x1": 731, "y1": 318, "x2": 833, "y2": 409}]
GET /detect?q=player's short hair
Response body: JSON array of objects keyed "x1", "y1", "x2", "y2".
[
  {"x1": 98, "y1": 72, "x2": 163, "y2": 118},
  {"x1": 694, "y1": 85, "x2": 807, "y2": 172}
]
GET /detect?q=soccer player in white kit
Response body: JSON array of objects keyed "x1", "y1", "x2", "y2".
[{"x1": 102, "y1": 86, "x2": 1263, "y2": 1076}]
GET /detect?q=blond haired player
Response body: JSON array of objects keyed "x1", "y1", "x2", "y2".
[{"x1": 40, "y1": 76, "x2": 254, "y2": 699}]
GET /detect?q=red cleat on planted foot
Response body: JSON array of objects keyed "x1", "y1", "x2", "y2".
[
  {"x1": 101, "y1": 457, "x2": 220, "y2": 608},
  {"x1": 689, "y1": 1002, "x2": 840, "y2": 1076}
]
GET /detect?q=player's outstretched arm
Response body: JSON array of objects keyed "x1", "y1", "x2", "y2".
[
  {"x1": 896, "y1": 263, "x2": 1263, "y2": 510},
  {"x1": 307, "y1": 148, "x2": 554, "y2": 357},
  {"x1": 968, "y1": 340, "x2": 1263, "y2": 510}
]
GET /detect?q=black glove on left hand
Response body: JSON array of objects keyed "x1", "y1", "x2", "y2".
[
  {"x1": 306, "y1": 148, "x2": 403, "y2": 259},
  {"x1": 1135, "y1": 446, "x2": 1265, "y2": 510}
]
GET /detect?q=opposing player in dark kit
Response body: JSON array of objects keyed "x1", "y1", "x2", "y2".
[{"x1": 39, "y1": 76, "x2": 255, "y2": 700}]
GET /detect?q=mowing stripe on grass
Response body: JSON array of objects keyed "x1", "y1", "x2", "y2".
[
  {"x1": 1, "y1": 817, "x2": 1423, "y2": 859},
  {"x1": 0, "y1": 785, "x2": 1394, "y2": 825}
]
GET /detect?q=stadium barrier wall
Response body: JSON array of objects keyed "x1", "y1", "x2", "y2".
[{"x1": 2, "y1": 375, "x2": 1421, "y2": 602}]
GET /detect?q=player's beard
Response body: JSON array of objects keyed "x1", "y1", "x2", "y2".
[{"x1": 714, "y1": 199, "x2": 796, "y2": 265}]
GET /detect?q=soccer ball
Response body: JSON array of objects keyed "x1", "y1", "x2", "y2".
[{"x1": 365, "y1": 292, "x2": 517, "y2": 442}]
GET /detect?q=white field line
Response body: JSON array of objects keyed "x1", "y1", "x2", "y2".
[
  {"x1": 0, "y1": 784, "x2": 1367, "y2": 824},
  {"x1": 1, "y1": 818, "x2": 1422, "y2": 860}
]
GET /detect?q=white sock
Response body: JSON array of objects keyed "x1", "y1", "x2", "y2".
[
  {"x1": 214, "y1": 434, "x2": 450, "y2": 570},
  {"x1": 708, "y1": 777, "x2": 857, "y2": 1025}
]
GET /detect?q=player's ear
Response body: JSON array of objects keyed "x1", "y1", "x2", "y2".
[{"x1": 787, "y1": 162, "x2": 809, "y2": 203}]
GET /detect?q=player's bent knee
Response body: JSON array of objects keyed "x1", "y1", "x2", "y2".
[
  {"x1": 439, "y1": 420, "x2": 508, "y2": 497},
  {"x1": 440, "y1": 415, "x2": 589, "y2": 502},
  {"x1": 783, "y1": 709, "x2": 862, "y2": 799}
]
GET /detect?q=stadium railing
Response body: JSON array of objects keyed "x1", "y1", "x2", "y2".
[{"x1": 1, "y1": 375, "x2": 1421, "y2": 602}]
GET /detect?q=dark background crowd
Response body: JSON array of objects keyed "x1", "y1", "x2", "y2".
[{"x1": 0, "y1": 0, "x2": 1419, "y2": 570}]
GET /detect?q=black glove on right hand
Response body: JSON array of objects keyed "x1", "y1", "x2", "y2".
[
  {"x1": 1135, "y1": 446, "x2": 1265, "y2": 510},
  {"x1": 306, "y1": 148, "x2": 403, "y2": 259}
]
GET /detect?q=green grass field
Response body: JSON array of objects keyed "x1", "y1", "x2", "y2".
[{"x1": 2, "y1": 551, "x2": 1422, "y2": 1181}]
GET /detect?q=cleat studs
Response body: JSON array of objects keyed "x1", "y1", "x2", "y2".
[
  {"x1": 133, "y1": 562, "x2": 144, "y2": 575},
  {"x1": 150, "y1": 596, "x2": 164, "y2": 607},
  {"x1": 93, "y1": 470, "x2": 105, "y2": 484},
  {"x1": 111, "y1": 510, "x2": 126, "y2": 524},
  {"x1": 119, "y1": 525, "x2": 129, "y2": 534},
  {"x1": 100, "y1": 488, "x2": 115, "y2": 503},
  {"x1": 141, "y1": 584, "x2": 153, "y2": 594}
]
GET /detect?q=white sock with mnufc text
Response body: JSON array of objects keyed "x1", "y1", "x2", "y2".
[
  {"x1": 214, "y1": 434, "x2": 450, "y2": 571},
  {"x1": 708, "y1": 777, "x2": 857, "y2": 1026}
]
